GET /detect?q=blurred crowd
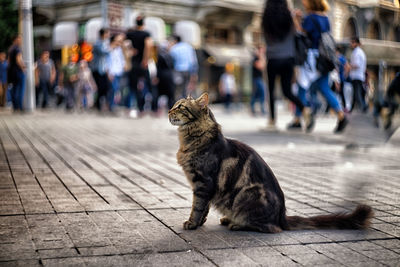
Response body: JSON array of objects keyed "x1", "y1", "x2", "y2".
[{"x1": 0, "y1": 1, "x2": 399, "y2": 132}]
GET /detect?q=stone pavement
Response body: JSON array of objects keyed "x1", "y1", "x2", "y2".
[{"x1": 0, "y1": 106, "x2": 399, "y2": 267}]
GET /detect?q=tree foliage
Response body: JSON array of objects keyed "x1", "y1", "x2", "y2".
[{"x1": 0, "y1": 0, "x2": 18, "y2": 52}]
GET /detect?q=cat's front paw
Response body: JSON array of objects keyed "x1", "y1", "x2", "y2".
[
  {"x1": 183, "y1": 220, "x2": 198, "y2": 230},
  {"x1": 199, "y1": 216, "x2": 207, "y2": 226}
]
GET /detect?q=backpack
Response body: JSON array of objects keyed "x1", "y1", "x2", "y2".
[
  {"x1": 294, "y1": 32, "x2": 311, "y2": 66},
  {"x1": 310, "y1": 16, "x2": 337, "y2": 75}
]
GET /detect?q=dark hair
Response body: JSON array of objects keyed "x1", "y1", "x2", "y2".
[
  {"x1": 351, "y1": 36, "x2": 360, "y2": 44},
  {"x1": 99, "y1": 28, "x2": 109, "y2": 38},
  {"x1": 172, "y1": 34, "x2": 181, "y2": 43},
  {"x1": 110, "y1": 34, "x2": 117, "y2": 43},
  {"x1": 136, "y1": 16, "x2": 144, "y2": 26},
  {"x1": 262, "y1": 0, "x2": 294, "y2": 41}
]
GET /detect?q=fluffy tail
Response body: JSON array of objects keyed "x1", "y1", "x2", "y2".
[{"x1": 286, "y1": 205, "x2": 373, "y2": 230}]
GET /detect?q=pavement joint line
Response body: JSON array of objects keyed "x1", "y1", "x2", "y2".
[
  {"x1": 4, "y1": 120, "x2": 90, "y2": 264},
  {"x1": 22, "y1": 120, "x2": 219, "y2": 266},
  {"x1": 9, "y1": 120, "x2": 81, "y2": 205},
  {"x1": 16, "y1": 121, "x2": 111, "y2": 206}
]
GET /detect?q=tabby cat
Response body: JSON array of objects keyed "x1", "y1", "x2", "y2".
[{"x1": 168, "y1": 93, "x2": 373, "y2": 232}]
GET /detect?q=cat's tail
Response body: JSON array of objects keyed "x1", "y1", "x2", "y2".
[{"x1": 285, "y1": 204, "x2": 373, "y2": 230}]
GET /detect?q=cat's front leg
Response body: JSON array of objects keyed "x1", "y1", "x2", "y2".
[{"x1": 184, "y1": 191, "x2": 212, "y2": 230}]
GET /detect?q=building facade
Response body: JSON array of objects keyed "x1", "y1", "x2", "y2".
[{"x1": 32, "y1": 0, "x2": 400, "y2": 97}]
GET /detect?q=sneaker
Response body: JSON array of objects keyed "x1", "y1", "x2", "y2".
[
  {"x1": 334, "y1": 117, "x2": 348, "y2": 134},
  {"x1": 287, "y1": 121, "x2": 302, "y2": 130}
]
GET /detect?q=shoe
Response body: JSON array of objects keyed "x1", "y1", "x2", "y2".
[
  {"x1": 303, "y1": 107, "x2": 312, "y2": 128},
  {"x1": 287, "y1": 121, "x2": 302, "y2": 130},
  {"x1": 334, "y1": 117, "x2": 348, "y2": 134},
  {"x1": 382, "y1": 108, "x2": 392, "y2": 130},
  {"x1": 305, "y1": 113, "x2": 315, "y2": 133}
]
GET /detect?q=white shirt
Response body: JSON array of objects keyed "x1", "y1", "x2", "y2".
[
  {"x1": 220, "y1": 73, "x2": 236, "y2": 94},
  {"x1": 350, "y1": 46, "x2": 366, "y2": 82},
  {"x1": 108, "y1": 46, "x2": 125, "y2": 76}
]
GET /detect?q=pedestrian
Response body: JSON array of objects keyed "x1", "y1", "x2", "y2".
[
  {"x1": 169, "y1": 35, "x2": 198, "y2": 99},
  {"x1": 293, "y1": 0, "x2": 348, "y2": 133},
  {"x1": 59, "y1": 56, "x2": 78, "y2": 110},
  {"x1": 107, "y1": 33, "x2": 125, "y2": 112},
  {"x1": 336, "y1": 47, "x2": 349, "y2": 111},
  {"x1": 251, "y1": 46, "x2": 266, "y2": 116},
  {"x1": 0, "y1": 51, "x2": 7, "y2": 107},
  {"x1": 156, "y1": 41, "x2": 175, "y2": 110},
  {"x1": 35, "y1": 50, "x2": 56, "y2": 109},
  {"x1": 262, "y1": 0, "x2": 310, "y2": 130},
  {"x1": 348, "y1": 36, "x2": 368, "y2": 113},
  {"x1": 77, "y1": 60, "x2": 97, "y2": 110},
  {"x1": 91, "y1": 28, "x2": 111, "y2": 111},
  {"x1": 219, "y1": 62, "x2": 237, "y2": 111},
  {"x1": 382, "y1": 72, "x2": 400, "y2": 129},
  {"x1": 121, "y1": 39, "x2": 135, "y2": 113},
  {"x1": 7, "y1": 35, "x2": 26, "y2": 112},
  {"x1": 126, "y1": 16, "x2": 157, "y2": 114}
]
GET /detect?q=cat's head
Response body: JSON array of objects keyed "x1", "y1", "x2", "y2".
[{"x1": 168, "y1": 93, "x2": 209, "y2": 126}]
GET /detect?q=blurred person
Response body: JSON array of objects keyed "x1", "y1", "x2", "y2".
[
  {"x1": 121, "y1": 39, "x2": 136, "y2": 111},
  {"x1": 7, "y1": 35, "x2": 26, "y2": 112},
  {"x1": 219, "y1": 62, "x2": 237, "y2": 111},
  {"x1": 382, "y1": 72, "x2": 400, "y2": 129},
  {"x1": 336, "y1": 47, "x2": 349, "y2": 112},
  {"x1": 251, "y1": 46, "x2": 266, "y2": 116},
  {"x1": 262, "y1": 0, "x2": 309, "y2": 130},
  {"x1": 59, "y1": 56, "x2": 78, "y2": 110},
  {"x1": 156, "y1": 41, "x2": 175, "y2": 110},
  {"x1": 107, "y1": 33, "x2": 125, "y2": 112},
  {"x1": 126, "y1": 15, "x2": 157, "y2": 114},
  {"x1": 169, "y1": 35, "x2": 198, "y2": 98},
  {"x1": 77, "y1": 60, "x2": 97, "y2": 109},
  {"x1": 35, "y1": 50, "x2": 56, "y2": 109},
  {"x1": 293, "y1": 0, "x2": 348, "y2": 133},
  {"x1": 91, "y1": 28, "x2": 111, "y2": 111},
  {"x1": 0, "y1": 51, "x2": 7, "y2": 107},
  {"x1": 348, "y1": 36, "x2": 367, "y2": 113}
]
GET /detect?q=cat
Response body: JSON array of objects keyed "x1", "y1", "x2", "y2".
[{"x1": 168, "y1": 93, "x2": 373, "y2": 232}]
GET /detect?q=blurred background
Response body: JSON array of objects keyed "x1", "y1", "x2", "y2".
[{"x1": 0, "y1": 0, "x2": 399, "y2": 113}]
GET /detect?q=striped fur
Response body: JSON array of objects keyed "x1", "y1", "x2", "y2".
[{"x1": 169, "y1": 93, "x2": 373, "y2": 232}]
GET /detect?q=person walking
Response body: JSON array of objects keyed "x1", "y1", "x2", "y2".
[
  {"x1": 348, "y1": 36, "x2": 368, "y2": 113},
  {"x1": 293, "y1": 0, "x2": 348, "y2": 133},
  {"x1": 77, "y1": 60, "x2": 97, "y2": 110},
  {"x1": 0, "y1": 51, "x2": 7, "y2": 107},
  {"x1": 169, "y1": 35, "x2": 198, "y2": 99},
  {"x1": 262, "y1": 0, "x2": 310, "y2": 129},
  {"x1": 107, "y1": 34, "x2": 125, "y2": 112},
  {"x1": 59, "y1": 56, "x2": 78, "y2": 110},
  {"x1": 251, "y1": 46, "x2": 266, "y2": 116},
  {"x1": 35, "y1": 50, "x2": 56, "y2": 109},
  {"x1": 126, "y1": 15, "x2": 157, "y2": 114},
  {"x1": 91, "y1": 28, "x2": 111, "y2": 111},
  {"x1": 156, "y1": 42, "x2": 175, "y2": 110},
  {"x1": 7, "y1": 35, "x2": 26, "y2": 112},
  {"x1": 219, "y1": 62, "x2": 237, "y2": 111}
]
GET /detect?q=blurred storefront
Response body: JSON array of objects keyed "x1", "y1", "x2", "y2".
[{"x1": 32, "y1": 0, "x2": 265, "y2": 101}]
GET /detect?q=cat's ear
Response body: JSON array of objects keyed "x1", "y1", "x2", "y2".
[{"x1": 196, "y1": 93, "x2": 209, "y2": 108}]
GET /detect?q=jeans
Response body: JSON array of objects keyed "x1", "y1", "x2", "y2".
[
  {"x1": 267, "y1": 58, "x2": 304, "y2": 121},
  {"x1": 11, "y1": 70, "x2": 25, "y2": 111},
  {"x1": 314, "y1": 75, "x2": 342, "y2": 112},
  {"x1": 351, "y1": 79, "x2": 367, "y2": 112},
  {"x1": 93, "y1": 71, "x2": 110, "y2": 111},
  {"x1": 36, "y1": 80, "x2": 51, "y2": 108},
  {"x1": 251, "y1": 77, "x2": 266, "y2": 114},
  {"x1": 108, "y1": 75, "x2": 121, "y2": 111}
]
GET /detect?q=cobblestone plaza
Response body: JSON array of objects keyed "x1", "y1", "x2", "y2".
[{"x1": 0, "y1": 107, "x2": 399, "y2": 266}]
